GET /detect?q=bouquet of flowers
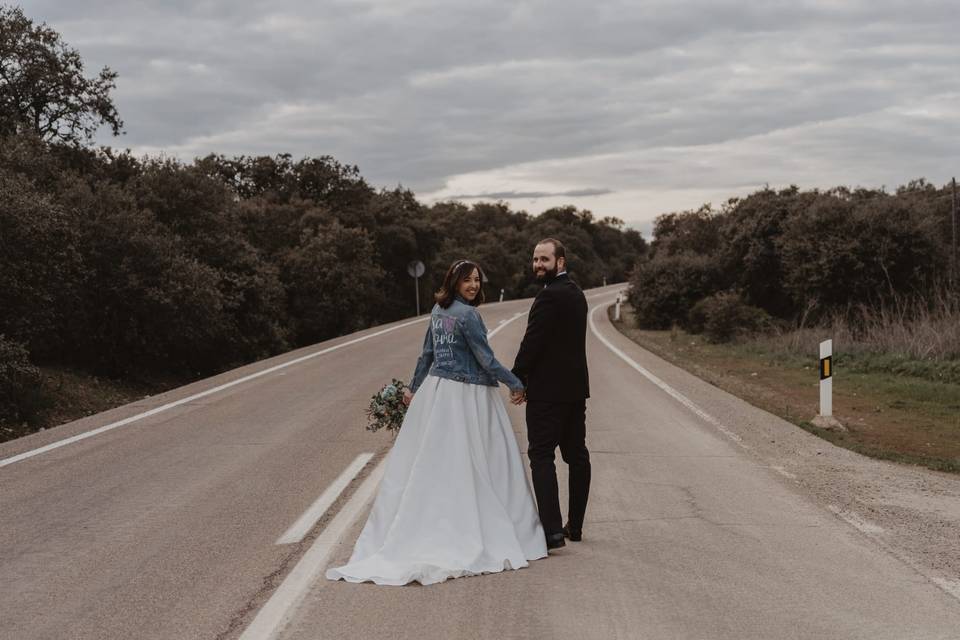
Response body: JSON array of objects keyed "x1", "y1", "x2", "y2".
[{"x1": 366, "y1": 378, "x2": 409, "y2": 435}]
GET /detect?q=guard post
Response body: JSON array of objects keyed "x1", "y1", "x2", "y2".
[
  {"x1": 812, "y1": 339, "x2": 843, "y2": 430},
  {"x1": 819, "y1": 339, "x2": 833, "y2": 417}
]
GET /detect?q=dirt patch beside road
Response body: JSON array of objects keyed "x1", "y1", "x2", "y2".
[{"x1": 610, "y1": 305, "x2": 960, "y2": 474}]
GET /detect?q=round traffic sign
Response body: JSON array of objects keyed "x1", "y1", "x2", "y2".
[{"x1": 407, "y1": 260, "x2": 425, "y2": 278}]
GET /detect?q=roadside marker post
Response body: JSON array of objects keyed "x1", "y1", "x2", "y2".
[
  {"x1": 813, "y1": 339, "x2": 843, "y2": 430},
  {"x1": 820, "y1": 339, "x2": 833, "y2": 416},
  {"x1": 614, "y1": 294, "x2": 622, "y2": 322},
  {"x1": 500, "y1": 288, "x2": 505, "y2": 303}
]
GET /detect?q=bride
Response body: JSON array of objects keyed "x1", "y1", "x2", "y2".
[{"x1": 326, "y1": 259, "x2": 548, "y2": 586}]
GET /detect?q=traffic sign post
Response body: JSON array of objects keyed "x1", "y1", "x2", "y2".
[{"x1": 407, "y1": 260, "x2": 425, "y2": 316}]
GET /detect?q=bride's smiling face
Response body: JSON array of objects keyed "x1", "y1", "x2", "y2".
[{"x1": 458, "y1": 268, "x2": 481, "y2": 302}]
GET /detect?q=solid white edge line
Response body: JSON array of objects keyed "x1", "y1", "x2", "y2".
[
  {"x1": 592, "y1": 296, "x2": 960, "y2": 607},
  {"x1": 588, "y1": 299, "x2": 749, "y2": 450},
  {"x1": 0, "y1": 318, "x2": 429, "y2": 469},
  {"x1": 489, "y1": 312, "x2": 525, "y2": 338},
  {"x1": 275, "y1": 452, "x2": 375, "y2": 545},
  {"x1": 239, "y1": 459, "x2": 387, "y2": 640}
]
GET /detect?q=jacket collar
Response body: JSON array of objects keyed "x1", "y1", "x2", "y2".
[{"x1": 543, "y1": 271, "x2": 569, "y2": 286}]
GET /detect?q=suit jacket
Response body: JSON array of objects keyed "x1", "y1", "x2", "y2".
[{"x1": 512, "y1": 273, "x2": 590, "y2": 403}]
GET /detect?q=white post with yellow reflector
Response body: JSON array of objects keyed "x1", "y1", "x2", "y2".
[
  {"x1": 820, "y1": 340, "x2": 833, "y2": 418},
  {"x1": 812, "y1": 339, "x2": 844, "y2": 430},
  {"x1": 819, "y1": 339, "x2": 833, "y2": 417}
]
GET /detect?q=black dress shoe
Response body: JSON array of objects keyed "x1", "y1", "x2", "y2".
[
  {"x1": 545, "y1": 532, "x2": 566, "y2": 550},
  {"x1": 562, "y1": 524, "x2": 582, "y2": 542}
]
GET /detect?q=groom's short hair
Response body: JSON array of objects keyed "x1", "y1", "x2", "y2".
[{"x1": 538, "y1": 238, "x2": 565, "y2": 260}]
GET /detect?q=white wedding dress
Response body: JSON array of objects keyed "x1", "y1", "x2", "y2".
[{"x1": 326, "y1": 375, "x2": 547, "y2": 586}]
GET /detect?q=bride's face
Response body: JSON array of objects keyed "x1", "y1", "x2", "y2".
[{"x1": 458, "y1": 268, "x2": 481, "y2": 302}]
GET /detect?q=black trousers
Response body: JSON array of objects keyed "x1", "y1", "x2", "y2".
[{"x1": 525, "y1": 400, "x2": 591, "y2": 536}]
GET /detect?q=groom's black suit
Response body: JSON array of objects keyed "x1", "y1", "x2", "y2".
[{"x1": 512, "y1": 272, "x2": 591, "y2": 537}]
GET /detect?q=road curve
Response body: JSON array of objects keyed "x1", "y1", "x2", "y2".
[
  {"x1": 280, "y1": 293, "x2": 960, "y2": 640},
  {"x1": 2, "y1": 284, "x2": 958, "y2": 640}
]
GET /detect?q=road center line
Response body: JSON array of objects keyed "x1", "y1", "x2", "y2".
[
  {"x1": 0, "y1": 317, "x2": 429, "y2": 469},
  {"x1": 239, "y1": 458, "x2": 387, "y2": 640},
  {"x1": 240, "y1": 308, "x2": 527, "y2": 638},
  {"x1": 588, "y1": 299, "x2": 749, "y2": 451},
  {"x1": 275, "y1": 452, "x2": 375, "y2": 545}
]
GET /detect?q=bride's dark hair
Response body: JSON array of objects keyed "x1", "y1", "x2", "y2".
[{"x1": 434, "y1": 260, "x2": 485, "y2": 308}]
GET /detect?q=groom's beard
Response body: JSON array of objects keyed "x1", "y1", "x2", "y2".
[{"x1": 535, "y1": 264, "x2": 559, "y2": 281}]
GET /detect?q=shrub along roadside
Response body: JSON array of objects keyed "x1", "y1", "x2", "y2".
[
  {"x1": 0, "y1": 335, "x2": 46, "y2": 437},
  {"x1": 0, "y1": 136, "x2": 646, "y2": 440},
  {"x1": 628, "y1": 182, "x2": 956, "y2": 338}
]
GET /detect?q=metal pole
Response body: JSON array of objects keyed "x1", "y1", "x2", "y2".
[
  {"x1": 415, "y1": 275, "x2": 420, "y2": 316},
  {"x1": 952, "y1": 177, "x2": 957, "y2": 290}
]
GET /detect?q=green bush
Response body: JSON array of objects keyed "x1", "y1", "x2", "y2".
[
  {"x1": 628, "y1": 253, "x2": 724, "y2": 329},
  {"x1": 0, "y1": 335, "x2": 43, "y2": 429},
  {"x1": 689, "y1": 292, "x2": 772, "y2": 343}
]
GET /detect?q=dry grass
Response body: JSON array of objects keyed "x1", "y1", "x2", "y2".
[
  {"x1": 765, "y1": 292, "x2": 960, "y2": 361},
  {"x1": 612, "y1": 303, "x2": 960, "y2": 474}
]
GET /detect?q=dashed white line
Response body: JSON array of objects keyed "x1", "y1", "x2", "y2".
[
  {"x1": 588, "y1": 301, "x2": 750, "y2": 451},
  {"x1": 239, "y1": 459, "x2": 387, "y2": 640},
  {"x1": 241, "y1": 308, "x2": 527, "y2": 638},
  {"x1": 275, "y1": 453, "x2": 374, "y2": 545}
]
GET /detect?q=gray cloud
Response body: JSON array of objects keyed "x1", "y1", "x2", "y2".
[
  {"x1": 443, "y1": 188, "x2": 614, "y2": 200},
  {"x1": 17, "y1": 0, "x2": 960, "y2": 228}
]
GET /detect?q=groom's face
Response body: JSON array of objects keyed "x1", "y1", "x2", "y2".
[{"x1": 532, "y1": 243, "x2": 564, "y2": 281}]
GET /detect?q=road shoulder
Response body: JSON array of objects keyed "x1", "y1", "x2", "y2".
[{"x1": 601, "y1": 302, "x2": 960, "y2": 601}]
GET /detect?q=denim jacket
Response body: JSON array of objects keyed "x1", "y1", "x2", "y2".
[{"x1": 409, "y1": 296, "x2": 524, "y2": 393}]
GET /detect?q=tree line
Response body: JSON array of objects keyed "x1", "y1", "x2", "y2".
[
  {"x1": 0, "y1": 5, "x2": 646, "y2": 433},
  {"x1": 628, "y1": 181, "x2": 959, "y2": 343},
  {"x1": 0, "y1": 137, "x2": 645, "y2": 429}
]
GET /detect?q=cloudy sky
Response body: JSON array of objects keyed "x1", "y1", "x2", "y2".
[{"x1": 20, "y1": 0, "x2": 960, "y2": 235}]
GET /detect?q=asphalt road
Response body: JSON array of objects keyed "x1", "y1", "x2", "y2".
[{"x1": 2, "y1": 285, "x2": 959, "y2": 640}]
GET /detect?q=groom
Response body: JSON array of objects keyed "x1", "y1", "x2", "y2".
[{"x1": 512, "y1": 238, "x2": 591, "y2": 550}]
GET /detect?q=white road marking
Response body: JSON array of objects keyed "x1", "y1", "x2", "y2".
[
  {"x1": 827, "y1": 505, "x2": 885, "y2": 534},
  {"x1": 771, "y1": 465, "x2": 798, "y2": 480},
  {"x1": 490, "y1": 312, "x2": 525, "y2": 337},
  {"x1": 0, "y1": 317, "x2": 429, "y2": 469},
  {"x1": 275, "y1": 453, "x2": 374, "y2": 545},
  {"x1": 932, "y1": 578, "x2": 960, "y2": 601},
  {"x1": 590, "y1": 296, "x2": 960, "y2": 609},
  {"x1": 239, "y1": 459, "x2": 387, "y2": 640},
  {"x1": 588, "y1": 301, "x2": 750, "y2": 451},
  {"x1": 586, "y1": 288, "x2": 623, "y2": 300},
  {"x1": 242, "y1": 308, "x2": 527, "y2": 638}
]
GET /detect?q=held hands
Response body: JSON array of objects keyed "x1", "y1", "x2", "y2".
[
  {"x1": 510, "y1": 389, "x2": 527, "y2": 406},
  {"x1": 403, "y1": 388, "x2": 414, "y2": 406}
]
